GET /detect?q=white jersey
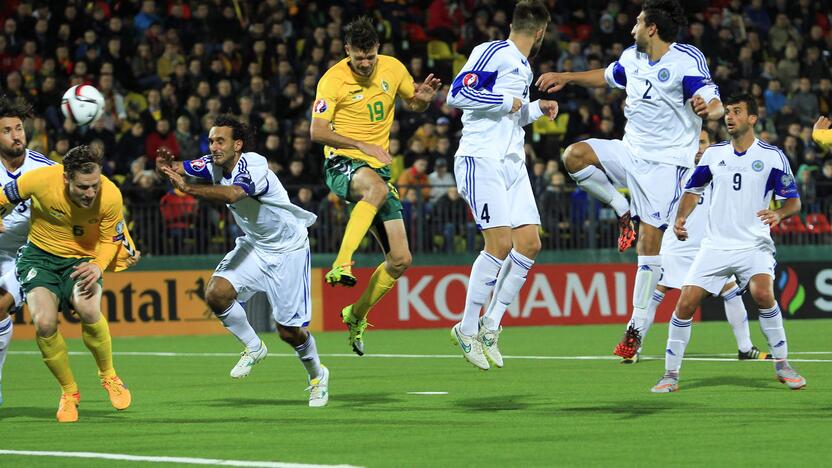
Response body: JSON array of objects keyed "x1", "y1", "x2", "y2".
[
  {"x1": 183, "y1": 152, "x2": 316, "y2": 253},
  {"x1": 446, "y1": 39, "x2": 544, "y2": 160},
  {"x1": 0, "y1": 149, "x2": 56, "y2": 256},
  {"x1": 685, "y1": 139, "x2": 797, "y2": 253},
  {"x1": 604, "y1": 43, "x2": 720, "y2": 167},
  {"x1": 661, "y1": 172, "x2": 709, "y2": 257}
]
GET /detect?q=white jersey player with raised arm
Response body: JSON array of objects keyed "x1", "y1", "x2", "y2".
[
  {"x1": 0, "y1": 149, "x2": 55, "y2": 307},
  {"x1": 184, "y1": 151, "x2": 316, "y2": 322},
  {"x1": 444, "y1": 2, "x2": 557, "y2": 372}
]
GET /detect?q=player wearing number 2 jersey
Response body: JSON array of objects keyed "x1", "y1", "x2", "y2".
[
  {"x1": 310, "y1": 17, "x2": 440, "y2": 356},
  {"x1": 536, "y1": 0, "x2": 725, "y2": 361}
]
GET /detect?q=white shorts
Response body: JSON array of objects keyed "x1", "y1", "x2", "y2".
[
  {"x1": 585, "y1": 138, "x2": 688, "y2": 229},
  {"x1": 683, "y1": 247, "x2": 776, "y2": 295},
  {"x1": 214, "y1": 237, "x2": 312, "y2": 327},
  {"x1": 659, "y1": 254, "x2": 737, "y2": 292},
  {"x1": 454, "y1": 154, "x2": 540, "y2": 230},
  {"x1": 0, "y1": 254, "x2": 23, "y2": 307}
]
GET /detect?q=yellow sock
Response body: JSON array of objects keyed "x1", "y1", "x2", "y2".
[
  {"x1": 353, "y1": 262, "x2": 397, "y2": 320},
  {"x1": 334, "y1": 201, "x2": 378, "y2": 268},
  {"x1": 82, "y1": 316, "x2": 116, "y2": 378},
  {"x1": 37, "y1": 331, "x2": 78, "y2": 394}
]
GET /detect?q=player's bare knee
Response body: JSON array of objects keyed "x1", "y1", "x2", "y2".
[
  {"x1": 387, "y1": 252, "x2": 412, "y2": 277},
  {"x1": 276, "y1": 324, "x2": 305, "y2": 346},
  {"x1": 33, "y1": 316, "x2": 58, "y2": 337},
  {"x1": 517, "y1": 235, "x2": 542, "y2": 258},
  {"x1": 205, "y1": 279, "x2": 236, "y2": 314},
  {"x1": 562, "y1": 143, "x2": 590, "y2": 173},
  {"x1": 359, "y1": 180, "x2": 388, "y2": 207},
  {"x1": 486, "y1": 236, "x2": 512, "y2": 259},
  {"x1": 751, "y1": 290, "x2": 775, "y2": 309}
]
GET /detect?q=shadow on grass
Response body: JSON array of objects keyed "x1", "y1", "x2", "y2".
[
  {"x1": 683, "y1": 375, "x2": 775, "y2": 391},
  {"x1": 558, "y1": 399, "x2": 685, "y2": 418},
  {"x1": 453, "y1": 395, "x2": 530, "y2": 412},
  {"x1": 0, "y1": 406, "x2": 121, "y2": 421}
]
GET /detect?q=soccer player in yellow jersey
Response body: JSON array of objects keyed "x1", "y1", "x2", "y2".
[
  {"x1": 310, "y1": 17, "x2": 441, "y2": 355},
  {"x1": 0, "y1": 145, "x2": 134, "y2": 422}
]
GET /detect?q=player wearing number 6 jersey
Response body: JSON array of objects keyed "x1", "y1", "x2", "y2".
[
  {"x1": 310, "y1": 17, "x2": 440, "y2": 356},
  {"x1": 445, "y1": 0, "x2": 558, "y2": 370},
  {"x1": 651, "y1": 94, "x2": 805, "y2": 393},
  {"x1": 536, "y1": 0, "x2": 725, "y2": 361}
]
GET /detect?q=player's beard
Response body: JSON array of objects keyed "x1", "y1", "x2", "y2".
[
  {"x1": 635, "y1": 34, "x2": 648, "y2": 53},
  {"x1": 0, "y1": 140, "x2": 26, "y2": 159}
]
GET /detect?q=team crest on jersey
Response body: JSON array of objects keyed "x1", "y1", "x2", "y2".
[
  {"x1": 313, "y1": 99, "x2": 328, "y2": 113},
  {"x1": 381, "y1": 80, "x2": 390, "y2": 92},
  {"x1": 190, "y1": 159, "x2": 206, "y2": 171},
  {"x1": 657, "y1": 68, "x2": 670, "y2": 82},
  {"x1": 462, "y1": 73, "x2": 479, "y2": 88},
  {"x1": 752, "y1": 160, "x2": 764, "y2": 172},
  {"x1": 116, "y1": 220, "x2": 124, "y2": 234}
]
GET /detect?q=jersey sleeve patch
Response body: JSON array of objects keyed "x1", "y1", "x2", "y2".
[
  {"x1": 451, "y1": 70, "x2": 498, "y2": 97},
  {"x1": 313, "y1": 98, "x2": 328, "y2": 113},
  {"x1": 767, "y1": 168, "x2": 799, "y2": 199},
  {"x1": 183, "y1": 157, "x2": 212, "y2": 180},
  {"x1": 233, "y1": 172, "x2": 255, "y2": 195},
  {"x1": 3, "y1": 180, "x2": 22, "y2": 204}
]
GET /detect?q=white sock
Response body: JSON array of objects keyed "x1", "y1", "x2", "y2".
[
  {"x1": 758, "y1": 304, "x2": 788, "y2": 360},
  {"x1": 630, "y1": 290, "x2": 664, "y2": 350},
  {"x1": 569, "y1": 165, "x2": 629, "y2": 216},
  {"x1": 0, "y1": 317, "x2": 12, "y2": 383},
  {"x1": 630, "y1": 256, "x2": 662, "y2": 333},
  {"x1": 294, "y1": 333, "x2": 323, "y2": 380},
  {"x1": 721, "y1": 286, "x2": 752, "y2": 352},
  {"x1": 483, "y1": 249, "x2": 534, "y2": 330},
  {"x1": 665, "y1": 312, "x2": 692, "y2": 373},
  {"x1": 216, "y1": 302, "x2": 261, "y2": 351},
  {"x1": 460, "y1": 251, "x2": 504, "y2": 335}
]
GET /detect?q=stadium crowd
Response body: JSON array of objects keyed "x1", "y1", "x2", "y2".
[{"x1": 1, "y1": 0, "x2": 831, "y2": 254}]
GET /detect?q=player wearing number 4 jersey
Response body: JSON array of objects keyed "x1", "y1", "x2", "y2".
[
  {"x1": 536, "y1": 0, "x2": 725, "y2": 360},
  {"x1": 310, "y1": 17, "x2": 440, "y2": 356},
  {"x1": 158, "y1": 116, "x2": 329, "y2": 407},
  {"x1": 446, "y1": 1, "x2": 558, "y2": 370},
  {"x1": 652, "y1": 94, "x2": 805, "y2": 393}
]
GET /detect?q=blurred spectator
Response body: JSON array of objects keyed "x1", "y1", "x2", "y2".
[
  {"x1": 145, "y1": 118, "x2": 179, "y2": 162},
  {"x1": 160, "y1": 187, "x2": 198, "y2": 252},
  {"x1": 764, "y1": 79, "x2": 786, "y2": 116},
  {"x1": 433, "y1": 187, "x2": 476, "y2": 253},
  {"x1": 175, "y1": 115, "x2": 200, "y2": 161},
  {"x1": 397, "y1": 157, "x2": 431, "y2": 202},
  {"x1": 428, "y1": 158, "x2": 454, "y2": 203},
  {"x1": 789, "y1": 78, "x2": 820, "y2": 127},
  {"x1": 281, "y1": 159, "x2": 315, "y2": 198}
]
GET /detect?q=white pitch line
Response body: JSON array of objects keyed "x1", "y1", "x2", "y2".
[
  {"x1": 0, "y1": 450, "x2": 362, "y2": 468},
  {"x1": 8, "y1": 350, "x2": 832, "y2": 362},
  {"x1": 406, "y1": 392, "x2": 448, "y2": 395}
]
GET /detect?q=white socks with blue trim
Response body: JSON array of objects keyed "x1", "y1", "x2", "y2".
[
  {"x1": 483, "y1": 249, "x2": 534, "y2": 331},
  {"x1": 460, "y1": 251, "x2": 504, "y2": 335}
]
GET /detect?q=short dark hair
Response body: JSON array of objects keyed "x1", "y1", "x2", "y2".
[
  {"x1": 212, "y1": 114, "x2": 251, "y2": 150},
  {"x1": 0, "y1": 95, "x2": 33, "y2": 121},
  {"x1": 724, "y1": 93, "x2": 759, "y2": 116},
  {"x1": 512, "y1": 0, "x2": 551, "y2": 33},
  {"x1": 63, "y1": 145, "x2": 103, "y2": 178},
  {"x1": 344, "y1": 17, "x2": 378, "y2": 51},
  {"x1": 642, "y1": 0, "x2": 687, "y2": 43}
]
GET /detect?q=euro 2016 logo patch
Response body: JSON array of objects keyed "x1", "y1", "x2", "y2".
[
  {"x1": 752, "y1": 160, "x2": 764, "y2": 172},
  {"x1": 658, "y1": 68, "x2": 670, "y2": 82},
  {"x1": 190, "y1": 159, "x2": 206, "y2": 171},
  {"x1": 462, "y1": 73, "x2": 479, "y2": 88},
  {"x1": 313, "y1": 99, "x2": 328, "y2": 113},
  {"x1": 780, "y1": 174, "x2": 794, "y2": 186}
]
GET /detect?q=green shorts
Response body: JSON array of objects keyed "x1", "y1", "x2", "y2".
[
  {"x1": 323, "y1": 156, "x2": 403, "y2": 222},
  {"x1": 16, "y1": 243, "x2": 102, "y2": 310}
]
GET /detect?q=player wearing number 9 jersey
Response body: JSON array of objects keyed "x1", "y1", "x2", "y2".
[
  {"x1": 310, "y1": 17, "x2": 441, "y2": 355},
  {"x1": 651, "y1": 93, "x2": 805, "y2": 393}
]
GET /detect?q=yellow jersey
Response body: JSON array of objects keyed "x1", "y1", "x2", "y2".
[
  {"x1": 313, "y1": 55, "x2": 415, "y2": 168},
  {"x1": 813, "y1": 129, "x2": 831, "y2": 150},
  {"x1": 0, "y1": 164, "x2": 125, "y2": 271}
]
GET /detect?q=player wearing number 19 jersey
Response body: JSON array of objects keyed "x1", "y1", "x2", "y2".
[
  {"x1": 310, "y1": 17, "x2": 440, "y2": 356},
  {"x1": 651, "y1": 94, "x2": 805, "y2": 393}
]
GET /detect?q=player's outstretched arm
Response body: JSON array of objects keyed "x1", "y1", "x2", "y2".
[
  {"x1": 160, "y1": 166, "x2": 248, "y2": 204},
  {"x1": 404, "y1": 73, "x2": 442, "y2": 112},
  {"x1": 535, "y1": 68, "x2": 607, "y2": 93},
  {"x1": 309, "y1": 117, "x2": 392, "y2": 164},
  {"x1": 813, "y1": 116, "x2": 831, "y2": 150},
  {"x1": 692, "y1": 96, "x2": 725, "y2": 121},
  {"x1": 156, "y1": 147, "x2": 185, "y2": 175}
]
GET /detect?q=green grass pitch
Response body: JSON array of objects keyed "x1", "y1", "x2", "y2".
[{"x1": 1, "y1": 319, "x2": 829, "y2": 467}]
